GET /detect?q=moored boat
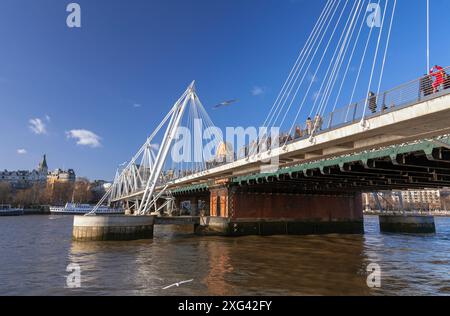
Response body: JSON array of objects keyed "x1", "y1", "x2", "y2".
[
  {"x1": 49, "y1": 203, "x2": 123, "y2": 215},
  {"x1": 0, "y1": 205, "x2": 24, "y2": 216}
]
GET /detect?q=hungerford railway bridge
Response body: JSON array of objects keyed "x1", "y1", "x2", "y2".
[{"x1": 73, "y1": 0, "x2": 450, "y2": 240}]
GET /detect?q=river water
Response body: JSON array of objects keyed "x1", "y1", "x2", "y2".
[{"x1": 0, "y1": 215, "x2": 449, "y2": 296}]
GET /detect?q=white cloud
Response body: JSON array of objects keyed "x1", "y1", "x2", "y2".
[
  {"x1": 133, "y1": 103, "x2": 142, "y2": 108},
  {"x1": 45, "y1": 115, "x2": 51, "y2": 122},
  {"x1": 251, "y1": 86, "x2": 265, "y2": 96},
  {"x1": 66, "y1": 129, "x2": 102, "y2": 148},
  {"x1": 17, "y1": 149, "x2": 27, "y2": 155},
  {"x1": 29, "y1": 118, "x2": 47, "y2": 135}
]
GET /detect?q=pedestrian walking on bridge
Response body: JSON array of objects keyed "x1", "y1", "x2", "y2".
[
  {"x1": 306, "y1": 117, "x2": 313, "y2": 135},
  {"x1": 430, "y1": 65, "x2": 445, "y2": 93},
  {"x1": 368, "y1": 91, "x2": 377, "y2": 114}
]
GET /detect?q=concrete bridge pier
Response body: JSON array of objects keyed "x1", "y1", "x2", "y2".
[
  {"x1": 379, "y1": 215, "x2": 436, "y2": 234},
  {"x1": 73, "y1": 215, "x2": 154, "y2": 241},
  {"x1": 195, "y1": 183, "x2": 364, "y2": 236}
]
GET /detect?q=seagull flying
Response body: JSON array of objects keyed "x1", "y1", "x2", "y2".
[
  {"x1": 162, "y1": 279, "x2": 194, "y2": 290},
  {"x1": 213, "y1": 99, "x2": 238, "y2": 109}
]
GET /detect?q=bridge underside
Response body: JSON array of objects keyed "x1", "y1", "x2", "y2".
[{"x1": 234, "y1": 147, "x2": 450, "y2": 193}]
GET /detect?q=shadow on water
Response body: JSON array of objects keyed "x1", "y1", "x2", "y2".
[{"x1": 0, "y1": 215, "x2": 449, "y2": 295}]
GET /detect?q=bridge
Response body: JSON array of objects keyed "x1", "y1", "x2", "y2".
[
  {"x1": 74, "y1": 0, "x2": 449, "y2": 240},
  {"x1": 87, "y1": 74, "x2": 450, "y2": 236}
]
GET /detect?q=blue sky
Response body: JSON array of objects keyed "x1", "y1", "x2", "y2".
[{"x1": 1, "y1": 0, "x2": 450, "y2": 180}]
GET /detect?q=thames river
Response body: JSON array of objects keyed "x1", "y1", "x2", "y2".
[{"x1": 0, "y1": 215, "x2": 449, "y2": 296}]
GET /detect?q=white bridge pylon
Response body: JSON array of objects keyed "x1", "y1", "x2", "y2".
[{"x1": 88, "y1": 81, "x2": 212, "y2": 216}]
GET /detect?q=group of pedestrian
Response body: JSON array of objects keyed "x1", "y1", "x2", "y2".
[
  {"x1": 289, "y1": 114, "x2": 324, "y2": 142},
  {"x1": 305, "y1": 114, "x2": 323, "y2": 136},
  {"x1": 368, "y1": 64, "x2": 449, "y2": 115},
  {"x1": 367, "y1": 91, "x2": 388, "y2": 114},
  {"x1": 420, "y1": 65, "x2": 450, "y2": 97}
]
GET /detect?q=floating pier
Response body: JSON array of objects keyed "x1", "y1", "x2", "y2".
[
  {"x1": 73, "y1": 215, "x2": 155, "y2": 241},
  {"x1": 379, "y1": 215, "x2": 436, "y2": 234}
]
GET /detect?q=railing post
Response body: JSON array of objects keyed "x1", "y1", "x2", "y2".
[
  {"x1": 418, "y1": 80, "x2": 423, "y2": 101},
  {"x1": 328, "y1": 112, "x2": 334, "y2": 129},
  {"x1": 352, "y1": 103, "x2": 358, "y2": 122}
]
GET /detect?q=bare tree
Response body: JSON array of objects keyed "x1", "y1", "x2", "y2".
[
  {"x1": 1, "y1": 179, "x2": 105, "y2": 207},
  {"x1": 0, "y1": 182, "x2": 12, "y2": 205},
  {"x1": 73, "y1": 180, "x2": 93, "y2": 204},
  {"x1": 50, "y1": 182, "x2": 74, "y2": 205}
]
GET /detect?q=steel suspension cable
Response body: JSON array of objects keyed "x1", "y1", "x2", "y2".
[
  {"x1": 285, "y1": 0, "x2": 363, "y2": 144},
  {"x1": 309, "y1": 0, "x2": 361, "y2": 119},
  {"x1": 261, "y1": 0, "x2": 334, "y2": 129},
  {"x1": 361, "y1": 0, "x2": 389, "y2": 122},
  {"x1": 332, "y1": 0, "x2": 369, "y2": 113},
  {"x1": 281, "y1": 0, "x2": 347, "y2": 137},
  {"x1": 317, "y1": 0, "x2": 365, "y2": 119},
  {"x1": 375, "y1": 0, "x2": 397, "y2": 97},
  {"x1": 348, "y1": 0, "x2": 380, "y2": 107},
  {"x1": 264, "y1": 0, "x2": 337, "y2": 132},
  {"x1": 271, "y1": 0, "x2": 342, "y2": 134}
]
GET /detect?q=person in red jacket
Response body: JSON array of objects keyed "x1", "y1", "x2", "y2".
[{"x1": 430, "y1": 65, "x2": 445, "y2": 93}]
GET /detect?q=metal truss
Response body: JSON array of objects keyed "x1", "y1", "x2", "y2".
[{"x1": 87, "y1": 81, "x2": 197, "y2": 216}]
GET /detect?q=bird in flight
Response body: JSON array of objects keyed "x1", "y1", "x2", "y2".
[
  {"x1": 162, "y1": 279, "x2": 194, "y2": 290},
  {"x1": 213, "y1": 99, "x2": 238, "y2": 109}
]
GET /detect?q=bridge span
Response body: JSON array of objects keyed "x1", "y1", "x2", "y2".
[{"x1": 115, "y1": 89, "x2": 450, "y2": 198}]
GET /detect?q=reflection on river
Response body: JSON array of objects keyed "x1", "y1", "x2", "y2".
[{"x1": 0, "y1": 215, "x2": 449, "y2": 295}]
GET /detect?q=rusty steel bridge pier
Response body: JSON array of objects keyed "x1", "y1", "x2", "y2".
[{"x1": 175, "y1": 184, "x2": 363, "y2": 237}]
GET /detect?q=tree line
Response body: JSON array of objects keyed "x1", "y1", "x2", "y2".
[{"x1": 0, "y1": 180, "x2": 105, "y2": 208}]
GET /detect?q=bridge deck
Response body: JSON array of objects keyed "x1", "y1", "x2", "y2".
[{"x1": 114, "y1": 91, "x2": 450, "y2": 201}]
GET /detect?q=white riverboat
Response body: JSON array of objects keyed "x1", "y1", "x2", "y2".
[
  {"x1": 0, "y1": 205, "x2": 24, "y2": 216},
  {"x1": 49, "y1": 203, "x2": 123, "y2": 215}
]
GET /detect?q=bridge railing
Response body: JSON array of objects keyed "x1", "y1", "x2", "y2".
[{"x1": 320, "y1": 66, "x2": 450, "y2": 132}]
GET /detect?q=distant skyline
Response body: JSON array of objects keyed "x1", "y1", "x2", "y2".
[
  {"x1": 3, "y1": 152, "x2": 72, "y2": 172},
  {"x1": 1, "y1": 0, "x2": 450, "y2": 180}
]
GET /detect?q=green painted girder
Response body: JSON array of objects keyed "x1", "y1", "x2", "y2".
[
  {"x1": 232, "y1": 136, "x2": 450, "y2": 184},
  {"x1": 171, "y1": 183, "x2": 209, "y2": 194}
]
